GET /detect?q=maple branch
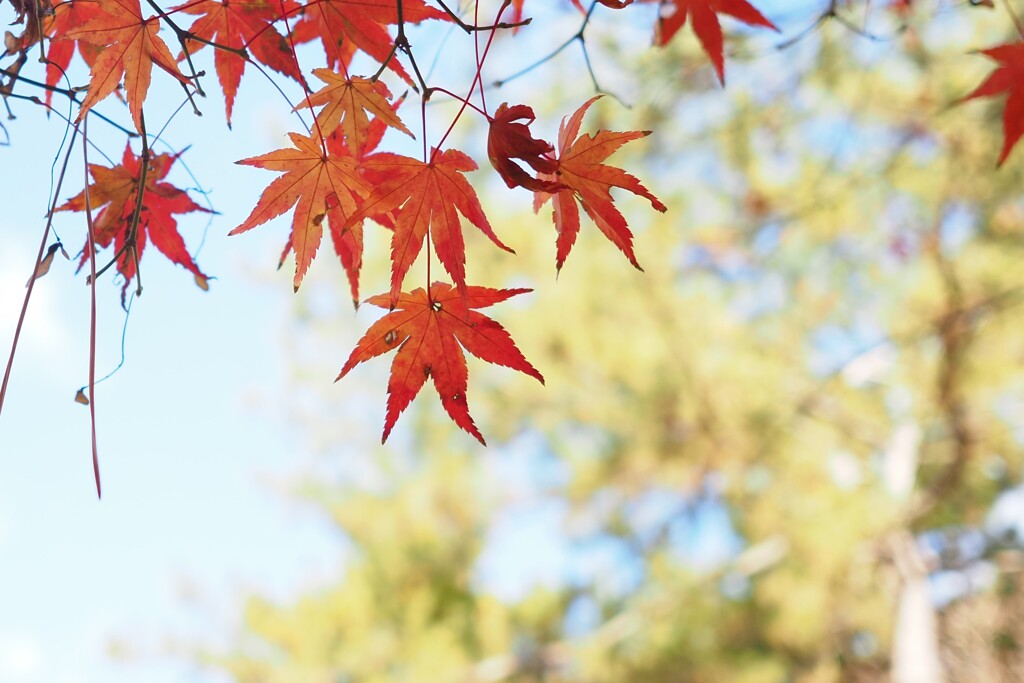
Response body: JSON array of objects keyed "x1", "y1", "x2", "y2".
[
  {"x1": 0, "y1": 66, "x2": 140, "y2": 138},
  {"x1": 370, "y1": 43, "x2": 403, "y2": 84},
  {"x1": 774, "y1": 0, "x2": 905, "y2": 52},
  {"x1": 431, "y1": 0, "x2": 509, "y2": 158},
  {"x1": 432, "y1": 0, "x2": 531, "y2": 33},
  {"x1": 425, "y1": 86, "x2": 488, "y2": 118},
  {"x1": 80, "y1": 114, "x2": 102, "y2": 499},
  {"x1": 371, "y1": 1, "x2": 428, "y2": 95},
  {"x1": 492, "y1": 0, "x2": 602, "y2": 90},
  {"x1": 144, "y1": 0, "x2": 209, "y2": 98},
  {"x1": 88, "y1": 114, "x2": 150, "y2": 297},
  {"x1": 0, "y1": 124, "x2": 80, "y2": 425}
]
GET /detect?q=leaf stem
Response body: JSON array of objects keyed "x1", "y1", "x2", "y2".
[
  {"x1": 0, "y1": 124, "x2": 81, "y2": 424},
  {"x1": 81, "y1": 114, "x2": 103, "y2": 498}
]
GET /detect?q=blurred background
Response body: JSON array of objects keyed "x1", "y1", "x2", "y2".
[{"x1": 2, "y1": 0, "x2": 1024, "y2": 681}]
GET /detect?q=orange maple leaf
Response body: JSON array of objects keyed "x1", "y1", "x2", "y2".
[
  {"x1": 55, "y1": 144, "x2": 211, "y2": 302},
  {"x1": 338, "y1": 282, "x2": 544, "y2": 444},
  {"x1": 534, "y1": 96, "x2": 666, "y2": 272},
  {"x1": 349, "y1": 148, "x2": 514, "y2": 307},
  {"x1": 59, "y1": 0, "x2": 193, "y2": 132},
  {"x1": 963, "y1": 43, "x2": 1024, "y2": 166},
  {"x1": 654, "y1": 0, "x2": 777, "y2": 84},
  {"x1": 296, "y1": 70, "x2": 413, "y2": 154},
  {"x1": 231, "y1": 132, "x2": 371, "y2": 293}
]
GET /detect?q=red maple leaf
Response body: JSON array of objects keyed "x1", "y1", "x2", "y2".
[
  {"x1": 653, "y1": 0, "x2": 777, "y2": 84},
  {"x1": 338, "y1": 282, "x2": 544, "y2": 444},
  {"x1": 296, "y1": 70, "x2": 413, "y2": 154},
  {"x1": 534, "y1": 96, "x2": 666, "y2": 272},
  {"x1": 58, "y1": 0, "x2": 193, "y2": 132},
  {"x1": 174, "y1": 0, "x2": 304, "y2": 125},
  {"x1": 261, "y1": 100, "x2": 402, "y2": 304},
  {"x1": 963, "y1": 43, "x2": 1024, "y2": 166},
  {"x1": 487, "y1": 102, "x2": 562, "y2": 193},
  {"x1": 231, "y1": 132, "x2": 371, "y2": 294},
  {"x1": 55, "y1": 144, "x2": 211, "y2": 301},
  {"x1": 311, "y1": 106, "x2": 406, "y2": 302},
  {"x1": 292, "y1": 0, "x2": 447, "y2": 81},
  {"x1": 349, "y1": 148, "x2": 514, "y2": 307}
]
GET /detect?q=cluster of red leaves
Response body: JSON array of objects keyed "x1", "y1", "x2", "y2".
[
  {"x1": 6, "y1": 0, "x2": 690, "y2": 445},
  {"x1": 53, "y1": 0, "x2": 1024, "y2": 455}
]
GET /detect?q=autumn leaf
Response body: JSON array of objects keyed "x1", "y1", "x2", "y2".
[
  {"x1": 963, "y1": 43, "x2": 1024, "y2": 166},
  {"x1": 534, "y1": 96, "x2": 666, "y2": 272},
  {"x1": 338, "y1": 282, "x2": 544, "y2": 444},
  {"x1": 174, "y1": 0, "x2": 304, "y2": 125},
  {"x1": 316, "y1": 119, "x2": 402, "y2": 303},
  {"x1": 297, "y1": 70, "x2": 413, "y2": 154},
  {"x1": 231, "y1": 132, "x2": 371, "y2": 293},
  {"x1": 59, "y1": 0, "x2": 193, "y2": 132},
  {"x1": 654, "y1": 0, "x2": 777, "y2": 84},
  {"x1": 26, "y1": 242, "x2": 66, "y2": 286},
  {"x1": 266, "y1": 104, "x2": 401, "y2": 305},
  {"x1": 348, "y1": 148, "x2": 514, "y2": 307},
  {"x1": 487, "y1": 102, "x2": 562, "y2": 193},
  {"x1": 55, "y1": 144, "x2": 211, "y2": 302},
  {"x1": 292, "y1": 0, "x2": 447, "y2": 81}
]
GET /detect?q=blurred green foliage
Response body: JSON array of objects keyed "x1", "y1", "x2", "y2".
[{"x1": 204, "y1": 4, "x2": 1024, "y2": 681}]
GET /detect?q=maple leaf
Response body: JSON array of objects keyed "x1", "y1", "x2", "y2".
[
  {"x1": 348, "y1": 148, "x2": 514, "y2": 307},
  {"x1": 264, "y1": 100, "x2": 402, "y2": 304},
  {"x1": 487, "y1": 102, "x2": 562, "y2": 193},
  {"x1": 231, "y1": 132, "x2": 371, "y2": 294},
  {"x1": 58, "y1": 0, "x2": 193, "y2": 132},
  {"x1": 296, "y1": 69, "x2": 413, "y2": 154},
  {"x1": 174, "y1": 0, "x2": 304, "y2": 125},
  {"x1": 292, "y1": 0, "x2": 447, "y2": 81},
  {"x1": 963, "y1": 43, "x2": 1024, "y2": 166},
  {"x1": 55, "y1": 144, "x2": 211, "y2": 301},
  {"x1": 338, "y1": 282, "x2": 544, "y2": 444},
  {"x1": 312, "y1": 114, "x2": 405, "y2": 302},
  {"x1": 534, "y1": 96, "x2": 666, "y2": 272},
  {"x1": 654, "y1": 0, "x2": 777, "y2": 84}
]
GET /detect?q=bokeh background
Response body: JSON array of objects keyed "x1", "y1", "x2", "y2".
[{"x1": 2, "y1": 1, "x2": 1024, "y2": 681}]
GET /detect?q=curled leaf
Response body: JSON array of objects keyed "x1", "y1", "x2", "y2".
[
  {"x1": 487, "y1": 102, "x2": 563, "y2": 193},
  {"x1": 26, "y1": 242, "x2": 61, "y2": 286}
]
